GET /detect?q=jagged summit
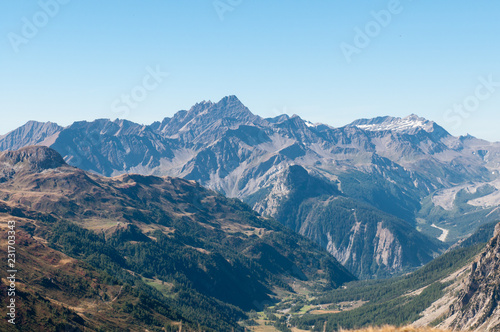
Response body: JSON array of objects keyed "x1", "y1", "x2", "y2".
[
  {"x1": 159, "y1": 95, "x2": 263, "y2": 137},
  {"x1": 180, "y1": 95, "x2": 250, "y2": 119},
  {"x1": 201, "y1": 95, "x2": 257, "y2": 121}
]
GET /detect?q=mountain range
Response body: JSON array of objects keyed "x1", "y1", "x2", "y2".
[
  {"x1": 2, "y1": 96, "x2": 500, "y2": 278},
  {"x1": 0, "y1": 146, "x2": 354, "y2": 331}
]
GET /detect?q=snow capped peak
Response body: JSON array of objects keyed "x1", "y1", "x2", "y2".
[
  {"x1": 304, "y1": 120, "x2": 317, "y2": 128},
  {"x1": 351, "y1": 114, "x2": 435, "y2": 133}
]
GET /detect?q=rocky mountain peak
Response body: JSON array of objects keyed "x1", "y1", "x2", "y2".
[
  {"x1": 210, "y1": 95, "x2": 257, "y2": 121},
  {"x1": 218, "y1": 94, "x2": 242, "y2": 106},
  {"x1": 0, "y1": 120, "x2": 62, "y2": 151},
  {"x1": 182, "y1": 96, "x2": 249, "y2": 120},
  {"x1": 160, "y1": 95, "x2": 262, "y2": 138},
  {"x1": 0, "y1": 146, "x2": 66, "y2": 172}
]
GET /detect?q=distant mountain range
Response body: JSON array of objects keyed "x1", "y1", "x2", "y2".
[{"x1": 3, "y1": 95, "x2": 500, "y2": 278}]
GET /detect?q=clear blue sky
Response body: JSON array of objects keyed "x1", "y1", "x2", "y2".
[{"x1": 1, "y1": 1, "x2": 500, "y2": 141}]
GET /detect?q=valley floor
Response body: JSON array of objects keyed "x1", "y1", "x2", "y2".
[{"x1": 341, "y1": 327, "x2": 450, "y2": 332}]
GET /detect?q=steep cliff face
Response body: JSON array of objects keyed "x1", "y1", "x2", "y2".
[
  {"x1": 253, "y1": 165, "x2": 442, "y2": 278},
  {"x1": 446, "y1": 223, "x2": 500, "y2": 331}
]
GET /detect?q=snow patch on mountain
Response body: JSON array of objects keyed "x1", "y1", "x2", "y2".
[
  {"x1": 304, "y1": 120, "x2": 317, "y2": 128},
  {"x1": 353, "y1": 114, "x2": 434, "y2": 133}
]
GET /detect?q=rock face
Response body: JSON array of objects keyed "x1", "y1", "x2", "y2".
[
  {"x1": 414, "y1": 223, "x2": 500, "y2": 331},
  {"x1": 0, "y1": 145, "x2": 66, "y2": 170},
  {"x1": 3, "y1": 96, "x2": 500, "y2": 277},
  {"x1": 0, "y1": 146, "x2": 67, "y2": 183},
  {"x1": 0, "y1": 121, "x2": 62, "y2": 151},
  {"x1": 251, "y1": 165, "x2": 441, "y2": 278},
  {"x1": 446, "y1": 223, "x2": 500, "y2": 330}
]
